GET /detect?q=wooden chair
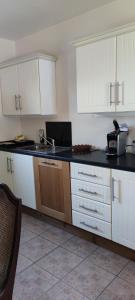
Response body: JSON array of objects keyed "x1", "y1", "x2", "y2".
[{"x1": 0, "y1": 184, "x2": 22, "y2": 300}]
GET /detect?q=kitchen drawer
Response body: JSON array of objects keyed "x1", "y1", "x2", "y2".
[
  {"x1": 71, "y1": 178, "x2": 111, "y2": 204},
  {"x1": 72, "y1": 194, "x2": 111, "y2": 222},
  {"x1": 72, "y1": 210, "x2": 111, "y2": 239},
  {"x1": 71, "y1": 162, "x2": 111, "y2": 186}
]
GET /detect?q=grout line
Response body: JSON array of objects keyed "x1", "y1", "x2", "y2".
[{"x1": 95, "y1": 276, "x2": 117, "y2": 300}]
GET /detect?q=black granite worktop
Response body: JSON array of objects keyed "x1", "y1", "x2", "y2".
[{"x1": 1, "y1": 145, "x2": 135, "y2": 172}]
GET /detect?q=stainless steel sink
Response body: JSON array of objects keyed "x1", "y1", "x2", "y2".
[{"x1": 21, "y1": 144, "x2": 70, "y2": 154}]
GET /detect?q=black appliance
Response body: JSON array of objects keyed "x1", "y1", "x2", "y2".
[{"x1": 46, "y1": 122, "x2": 72, "y2": 147}]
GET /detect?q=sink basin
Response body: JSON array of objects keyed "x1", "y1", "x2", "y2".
[{"x1": 20, "y1": 144, "x2": 70, "y2": 154}]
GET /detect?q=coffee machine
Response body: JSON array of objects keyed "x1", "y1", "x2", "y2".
[{"x1": 106, "y1": 120, "x2": 128, "y2": 157}]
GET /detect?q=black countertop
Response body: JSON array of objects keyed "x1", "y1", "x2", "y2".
[{"x1": 1, "y1": 145, "x2": 135, "y2": 172}]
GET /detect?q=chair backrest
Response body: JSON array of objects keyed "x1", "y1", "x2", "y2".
[{"x1": 0, "y1": 184, "x2": 21, "y2": 300}]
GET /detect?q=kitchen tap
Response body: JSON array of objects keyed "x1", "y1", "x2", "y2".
[
  {"x1": 39, "y1": 129, "x2": 55, "y2": 147},
  {"x1": 42, "y1": 136, "x2": 55, "y2": 148}
]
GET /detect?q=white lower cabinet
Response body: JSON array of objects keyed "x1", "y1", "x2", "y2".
[
  {"x1": 71, "y1": 162, "x2": 112, "y2": 240},
  {"x1": 112, "y1": 169, "x2": 135, "y2": 250},
  {"x1": 0, "y1": 151, "x2": 14, "y2": 191},
  {"x1": 73, "y1": 211, "x2": 111, "y2": 239},
  {"x1": 0, "y1": 151, "x2": 36, "y2": 209}
]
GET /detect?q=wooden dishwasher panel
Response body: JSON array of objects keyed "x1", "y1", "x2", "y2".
[{"x1": 34, "y1": 157, "x2": 72, "y2": 223}]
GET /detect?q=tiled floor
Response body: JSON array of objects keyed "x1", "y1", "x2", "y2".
[{"x1": 13, "y1": 213, "x2": 135, "y2": 300}]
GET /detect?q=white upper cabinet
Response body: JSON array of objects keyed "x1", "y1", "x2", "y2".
[
  {"x1": 0, "y1": 65, "x2": 20, "y2": 115},
  {"x1": 18, "y1": 60, "x2": 41, "y2": 115},
  {"x1": 112, "y1": 169, "x2": 135, "y2": 250},
  {"x1": 0, "y1": 54, "x2": 56, "y2": 116},
  {"x1": 76, "y1": 37, "x2": 116, "y2": 113},
  {"x1": 76, "y1": 26, "x2": 135, "y2": 113},
  {"x1": 117, "y1": 31, "x2": 135, "y2": 112}
]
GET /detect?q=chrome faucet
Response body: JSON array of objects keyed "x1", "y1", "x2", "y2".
[
  {"x1": 42, "y1": 136, "x2": 55, "y2": 148},
  {"x1": 38, "y1": 128, "x2": 55, "y2": 147}
]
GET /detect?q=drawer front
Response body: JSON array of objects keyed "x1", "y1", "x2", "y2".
[
  {"x1": 71, "y1": 179, "x2": 111, "y2": 204},
  {"x1": 72, "y1": 211, "x2": 111, "y2": 239},
  {"x1": 72, "y1": 194, "x2": 111, "y2": 222},
  {"x1": 71, "y1": 162, "x2": 111, "y2": 186}
]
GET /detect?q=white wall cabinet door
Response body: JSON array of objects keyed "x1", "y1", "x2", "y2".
[
  {"x1": 12, "y1": 153, "x2": 36, "y2": 209},
  {"x1": 18, "y1": 60, "x2": 41, "y2": 115},
  {"x1": 0, "y1": 151, "x2": 14, "y2": 191},
  {"x1": 76, "y1": 37, "x2": 116, "y2": 113},
  {"x1": 0, "y1": 65, "x2": 20, "y2": 115},
  {"x1": 112, "y1": 169, "x2": 135, "y2": 250},
  {"x1": 117, "y1": 31, "x2": 135, "y2": 112}
]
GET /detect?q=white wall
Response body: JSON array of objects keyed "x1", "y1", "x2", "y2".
[
  {"x1": 0, "y1": 39, "x2": 21, "y2": 141},
  {"x1": 16, "y1": 0, "x2": 135, "y2": 147}
]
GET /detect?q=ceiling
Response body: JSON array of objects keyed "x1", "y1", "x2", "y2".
[{"x1": 0, "y1": 0, "x2": 115, "y2": 40}]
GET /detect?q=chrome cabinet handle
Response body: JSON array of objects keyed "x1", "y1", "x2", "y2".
[
  {"x1": 78, "y1": 171, "x2": 97, "y2": 178},
  {"x1": 15, "y1": 95, "x2": 18, "y2": 110},
  {"x1": 79, "y1": 205, "x2": 98, "y2": 214},
  {"x1": 80, "y1": 221, "x2": 98, "y2": 231},
  {"x1": 109, "y1": 82, "x2": 120, "y2": 106},
  {"x1": 79, "y1": 188, "x2": 98, "y2": 196},
  {"x1": 109, "y1": 82, "x2": 116, "y2": 105},
  {"x1": 7, "y1": 157, "x2": 10, "y2": 172},
  {"x1": 112, "y1": 177, "x2": 115, "y2": 202},
  {"x1": 118, "y1": 81, "x2": 124, "y2": 105},
  {"x1": 18, "y1": 95, "x2": 22, "y2": 110},
  {"x1": 10, "y1": 159, "x2": 14, "y2": 173},
  {"x1": 42, "y1": 162, "x2": 57, "y2": 167},
  {"x1": 115, "y1": 81, "x2": 121, "y2": 105},
  {"x1": 112, "y1": 178, "x2": 121, "y2": 203}
]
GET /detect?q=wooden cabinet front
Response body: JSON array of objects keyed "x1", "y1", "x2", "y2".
[{"x1": 34, "y1": 158, "x2": 72, "y2": 223}]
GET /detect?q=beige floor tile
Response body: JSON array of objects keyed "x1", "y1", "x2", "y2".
[
  {"x1": 20, "y1": 227, "x2": 38, "y2": 244},
  {"x1": 22, "y1": 217, "x2": 53, "y2": 235},
  {"x1": 38, "y1": 281, "x2": 89, "y2": 300},
  {"x1": 62, "y1": 236, "x2": 97, "y2": 258},
  {"x1": 40, "y1": 226, "x2": 73, "y2": 245},
  {"x1": 13, "y1": 264, "x2": 58, "y2": 300},
  {"x1": 20, "y1": 236, "x2": 57, "y2": 262},
  {"x1": 63, "y1": 259, "x2": 115, "y2": 300},
  {"x1": 37, "y1": 246, "x2": 83, "y2": 279},
  {"x1": 87, "y1": 247, "x2": 129, "y2": 275},
  {"x1": 98, "y1": 277, "x2": 135, "y2": 300},
  {"x1": 16, "y1": 254, "x2": 33, "y2": 273},
  {"x1": 119, "y1": 261, "x2": 135, "y2": 286}
]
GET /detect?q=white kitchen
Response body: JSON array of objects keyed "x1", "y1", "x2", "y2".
[{"x1": 0, "y1": 1, "x2": 135, "y2": 300}]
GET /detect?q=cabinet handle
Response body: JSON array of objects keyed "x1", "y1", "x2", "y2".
[
  {"x1": 78, "y1": 171, "x2": 97, "y2": 178},
  {"x1": 79, "y1": 188, "x2": 98, "y2": 196},
  {"x1": 112, "y1": 178, "x2": 121, "y2": 203},
  {"x1": 112, "y1": 177, "x2": 115, "y2": 202},
  {"x1": 19, "y1": 95, "x2": 22, "y2": 110},
  {"x1": 42, "y1": 162, "x2": 57, "y2": 166},
  {"x1": 109, "y1": 82, "x2": 115, "y2": 105},
  {"x1": 7, "y1": 157, "x2": 10, "y2": 172},
  {"x1": 118, "y1": 81, "x2": 124, "y2": 105},
  {"x1": 79, "y1": 205, "x2": 98, "y2": 214},
  {"x1": 15, "y1": 95, "x2": 18, "y2": 110},
  {"x1": 10, "y1": 159, "x2": 14, "y2": 173},
  {"x1": 109, "y1": 82, "x2": 120, "y2": 105},
  {"x1": 80, "y1": 221, "x2": 99, "y2": 231}
]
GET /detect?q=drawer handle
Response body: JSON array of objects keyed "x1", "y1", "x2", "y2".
[
  {"x1": 78, "y1": 171, "x2": 98, "y2": 178},
  {"x1": 79, "y1": 205, "x2": 98, "y2": 214},
  {"x1": 80, "y1": 221, "x2": 99, "y2": 231},
  {"x1": 79, "y1": 188, "x2": 98, "y2": 196},
  {"x1": 42, "y1": 162, "x2": 57, "y2": 166}
]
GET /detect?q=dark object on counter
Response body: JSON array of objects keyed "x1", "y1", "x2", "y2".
[
  {"x1": 0, "y1": 184, "x2": 21, "y2": 300},
  {"x1": 72, "y1": 144, "x2": 95, "y2": 154},
  {"x1": 46, "y1": 122, "x2": 72, "y2": 147},
  {"x1": 106, "y1": 120, "x2": 127, "y2": 157},
  {"x1": 0, "y1": 140, "x2": 34, "y2": 149}
]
